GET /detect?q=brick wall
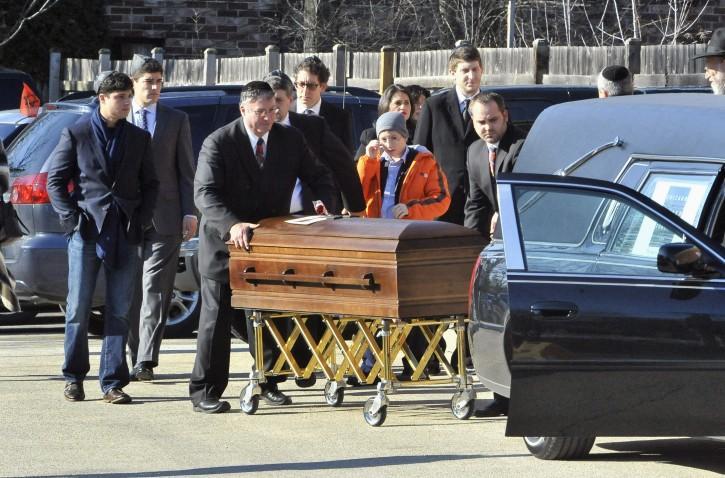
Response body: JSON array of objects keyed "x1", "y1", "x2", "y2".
[{"x1": 104, "y1": 0, "x2": 278, "y2": 58}]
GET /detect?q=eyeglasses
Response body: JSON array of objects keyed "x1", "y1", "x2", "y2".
[
  {"x1": 295, "y1": 81, "x2": 320, "y2": 90},
  {"x1": 249, "y1": 107, "x2": 280, "y2": 118}
]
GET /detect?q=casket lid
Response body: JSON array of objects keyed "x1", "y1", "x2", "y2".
[{"x1": 248, "y1": 216, "x2": 485, "y2": 252}]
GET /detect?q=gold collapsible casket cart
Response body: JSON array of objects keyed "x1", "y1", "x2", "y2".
[{"x1": 229, "y1": 216, "x2": 485, "y2": 426}]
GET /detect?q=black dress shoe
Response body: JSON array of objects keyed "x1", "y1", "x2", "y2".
[
  {"x1": 346, "y1": 375, "x2": 380, "y2": 387},
  {"x1": 294, "y1": 376, "x2": 317, "y2": 388},
  {"x1": 474, "y1": 396, "x2": 509, "y2": 417},
  {"x1": 193, "y1": 399, "x2": 231, "y2": 414},
  {"x1": 103, "y1": 388, "x2": 132, "y2": 404},
  {"x1": 64, "y1": 382, "x2": 85, "y2": 401},
  {"x1": 260, "y1": 386, "x2": 292, "y2": 406},
  {"x1": 132, "y1": 364, "x2": 154, "y2": 382}
]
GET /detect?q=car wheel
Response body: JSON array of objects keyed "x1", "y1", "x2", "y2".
[
  {"x1": 86, "y1": 289, "x2": 200, "y2": 338},
  {"x1": 88, "y1": 308, "x2": 105, "y2": 336},
  {"x1": 523, "y1": 436, "x2": 595, "y2": 460},
  {"x1": 163, "y1": 289, "x2": 200, "y2": 338}
]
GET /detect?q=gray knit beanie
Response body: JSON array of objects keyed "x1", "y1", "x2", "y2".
[{"x1": 375, "y1": 111, "x2": 408, "y2": 138}]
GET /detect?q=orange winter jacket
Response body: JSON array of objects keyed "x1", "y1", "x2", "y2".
[{"x1": 357, "y1": 147, "x2": 450, "y2": 220}]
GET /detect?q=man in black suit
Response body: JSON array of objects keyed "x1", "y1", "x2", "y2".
[
  {"x1": 293, "y1": 56, "x2": 354, "y2": 154},
  {"x1": 465, "y1": 92, "x2": 526, "y2": 239},
  {"x1": 414, "y1": 45, "x2": 483, "y2": 225},
  {"x1": 189, "y1": 81, "x2": 337, "y2": 414},
  {"x1": 47, "y1": 72, "x2": 159, "y2": 405},
  {"x1": 464, "y1": 92, "x2": 526, "y2": 418},
  {"x1": 265, "y1": 70, "x2": 365, "y2": 215}
]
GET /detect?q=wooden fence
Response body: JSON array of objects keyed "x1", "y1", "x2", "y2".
[{"x1": 51, "y1": 40, "x2": 710, "y2": 101}]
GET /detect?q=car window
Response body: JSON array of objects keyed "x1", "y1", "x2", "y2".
[
  {"x1": 7, "y1": 111, "x2": 81, "y2": 174},
  {"x1": 514, "y1": 186, "x2": 689, "y2": 276},
  {"x1": 0, "y1": 79, "x2": 24, "y2": 110},
  {"x1": 639, "y1": 172, "x2": 715, "y2": 226},
  {"x1": 174, "y1": 104, "x2": 217, "y2": 159}
]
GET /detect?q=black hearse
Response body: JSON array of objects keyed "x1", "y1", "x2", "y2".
[{"x1": 468, "y1": 94, "x2": 725, "y2": 459}]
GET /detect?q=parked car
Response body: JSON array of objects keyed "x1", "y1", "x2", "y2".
[
  {"x1": 0, "y1": 67, "x2": 41, "y2": 112},
  {"x1": 2, "y1": 84, "x2": 380, "y2": 335},
  {"x1": 432, "y1": 85, "x2": 598, "y2": 132},
  {"x1": 0, "y1": 109, "x2": 36, "y2": 147},
  {"x1": 468, "y1": 94, "x2": 725, "y2": 460}
]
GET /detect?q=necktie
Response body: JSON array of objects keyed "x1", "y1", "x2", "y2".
[
  {"x1": 462, "y1": 99, "x2": 471, "y2": 123},
  {"x1": 304, "y1": 109, "x2": 314, "y2": 115},
  {"x1": 488, "y1": 147, "x2": 497, "y2": 176},
  {"x1": 140, "y1": 108, "x2": 148, "y2": 132},
  {"x1": 255, "y1": 138, "x2": 265, "y2": 167}
]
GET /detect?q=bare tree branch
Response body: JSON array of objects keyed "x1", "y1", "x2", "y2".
[{"x1": 0, "y1": 0, "x2": 64, "y2": 47}]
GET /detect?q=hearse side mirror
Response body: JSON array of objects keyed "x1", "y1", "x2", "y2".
[{"x1": 657, "y1": 243, "x2": 719, "y2": 277}]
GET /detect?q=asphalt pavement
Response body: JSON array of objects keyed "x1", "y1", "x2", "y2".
[{"x1": 1, "y1": 314, "x2": 724, "y2": 477}]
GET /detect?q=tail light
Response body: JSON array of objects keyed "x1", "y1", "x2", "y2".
[
  {"x1": 10, "y1": 172, "x2": 50, "y2": 204},
  {"x1": 467, "y1": 254, "x2": 483, "y2": 315}
]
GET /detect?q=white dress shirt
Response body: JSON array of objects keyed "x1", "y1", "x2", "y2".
[
  {"x1": 296, "y1": 99, "x2": 322, "y2": 116},
  {"x1": 132, "y1": 101, "x2": 157, "y2": 137}
]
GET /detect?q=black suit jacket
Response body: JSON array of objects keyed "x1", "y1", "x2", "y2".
[
  {"x1": 288, "y1": 111, "x2": 365, "y2": 214},
  {"x1": 464, "y1": 124, "x2": 526, "y2": 237},
  {"x1": 194, "y1": 120, "x2": 337, "y2": 281},
  {"x1": 47, "y1": 114, "x2": 159, "y2": 244},
  {"x1": 413, "y1": 88, "x2": 480, "y2": 225},
  {"x1": 319, "y1": 101, "x2": 354, "y2": 155}
]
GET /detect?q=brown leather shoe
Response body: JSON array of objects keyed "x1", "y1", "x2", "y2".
[
  {"x1": 64, "y1": 382, "x2": 85, "y2": 401},
  {"x1": 103, "y1": 388, "x2": 132, "y2": 404}
]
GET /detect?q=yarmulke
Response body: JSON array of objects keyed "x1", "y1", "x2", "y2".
[{"x1": 601, "y1": 65, "x2": 630, "y2": 82}]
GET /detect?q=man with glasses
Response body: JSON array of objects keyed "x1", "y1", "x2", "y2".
[
  {"x1": 189, "y1": 81, "x2": 336, "y2": 413},
  {"x1": 126, "y1": 57, "x2": 196, "y2": 383},
  {"x1": 294, "y1": 56, "x2": 354, "y2": 154}
]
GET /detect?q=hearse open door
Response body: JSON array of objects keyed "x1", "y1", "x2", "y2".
[{"x1": 495, "y1": 173, "x2": 725, "y2": 443}]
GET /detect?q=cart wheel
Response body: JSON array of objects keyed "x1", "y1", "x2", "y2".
[
  {"x1": 363, "y1": 397, "x2": 387, "y2": 427},
  {"x1": 450, "y1": 392, "x2": 474, "y2": 420},
  {"x1": 324, "y1": 382, "x2": 345, "y2": 407},
  {"x1": 240, "y1": 384, "x2": 259, "y2": 415}
]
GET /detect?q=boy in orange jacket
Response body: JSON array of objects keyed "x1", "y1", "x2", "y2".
[{"x1": 357, "y1": 111, "x2": 450, "y2": 220}]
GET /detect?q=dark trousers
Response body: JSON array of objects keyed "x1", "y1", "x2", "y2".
[{"x1": 189, "y1": 276, "x2": 235, "y2": 405}]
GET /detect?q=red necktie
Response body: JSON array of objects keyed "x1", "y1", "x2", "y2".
[
  {"x1": 255, "y1": 138, "x2": 265, "y2": 167},
  {"x1": 488, "y1": 147, "x2": 497, "y2": 176}
]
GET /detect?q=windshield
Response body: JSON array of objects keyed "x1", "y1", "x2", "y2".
[{"x1": 7, "y1": 110, "x2": 82, "y2": 174}]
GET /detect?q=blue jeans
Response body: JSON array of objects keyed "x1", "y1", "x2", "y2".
[{"x1": 62, "y1": 231, "x2": 140, "y2": 393}]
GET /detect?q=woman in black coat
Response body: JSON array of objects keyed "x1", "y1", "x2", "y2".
[{"x1": 354, "y1": 84, "x2": 416, "y2": 161}]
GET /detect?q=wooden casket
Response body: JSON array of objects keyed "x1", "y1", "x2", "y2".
[{"x1": 229, "y1": 217, "x2": 486, "y2": 319}]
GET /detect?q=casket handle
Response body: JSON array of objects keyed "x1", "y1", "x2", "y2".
[{"x1": 240, "y1": 266, "x2": 376, "y2": 291}]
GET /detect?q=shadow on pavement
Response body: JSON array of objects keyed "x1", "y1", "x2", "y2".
[
  {"x1": 37, "y1": 454, "x2": 518, "y2": 477},
  {"x1": 592, "y1": 437, "x2": 725, "y2": 474}
]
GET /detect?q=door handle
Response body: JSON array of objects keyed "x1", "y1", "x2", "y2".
[{"x1": 530, "y1": 301, "x2": 578, "y2": 319}]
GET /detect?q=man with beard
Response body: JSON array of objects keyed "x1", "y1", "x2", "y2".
[{"x1": 693, "y1": 27, "x2": 725, "y2": 95}]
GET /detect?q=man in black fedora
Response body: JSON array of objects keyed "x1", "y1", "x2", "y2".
[{"x1": 693, "y1": 27, "x2": 725, "y2": 95}]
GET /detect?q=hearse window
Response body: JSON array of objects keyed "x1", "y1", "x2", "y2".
[
  {"x1": 515, "y1": 187, "x2": 604, "y2": 273},
  {"x1": 640, "y1": 173, "x2": 715, "y2": 227},
  {"x1": 609, "y1": 204, "x2": 685, "y2": 259}
]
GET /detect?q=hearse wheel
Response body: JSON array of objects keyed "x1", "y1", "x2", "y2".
[
  {"x1": 323, "y1": 381, "x2": 345, "y2": 407},
  {"x1": 523, "y1": 436, "x2": 596, "y2": 460}
]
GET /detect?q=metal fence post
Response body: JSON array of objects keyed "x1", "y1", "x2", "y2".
[
  {"x1": 626, "y1": 38, "x2": 642, "y2": 75},
  {"x1": 266, "y1": 44, "x2": 281, "y2": 73},
  {"x1": 379, "y1": 45, "x2": 395, "y2": 94},
  {"x1": 151, "y1": 47, "x2": 165, "y2": 63},
  {"x1": 98, "y1": 48, "x2": 112, "y2": 73},
  {"x1": 48, "y1": 49, "x2": 62, "y2": 102},
  {"x1": 533, "y1": 38, "x2": 549, "y2": 85},
  {"x1": 204, "y1": 48, "x2": 217, "y2": 86},
  {"x1": 333, "y1": 44, "x2": 347, "y2": 87}
]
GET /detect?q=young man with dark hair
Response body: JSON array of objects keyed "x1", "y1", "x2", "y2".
[
  {"x1": 414, "y1": 45, "x2": 483, "y2": 225},
  {"x1": 189, "y1": 81, "x2": 336, "y2": 413},
  {"x1": 125, "y1": 57, "x2": 196, "y2": 382},
  {"x1": 47, "y1": 71, "x2": 159, "y2": 405},
  {"x1": 293, "y1": 56, "x2": 354, "y2": 154}
]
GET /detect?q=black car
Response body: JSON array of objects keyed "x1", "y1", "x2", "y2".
[
  {"x1": 3, "y1": 85, "x2": 379, "y2": 334},
  {"x1": 468, "y1": 94, "x2": 725, "y2": 460},
  {"x1": 433, "y1": 85, "x2": 599, "y2": 132}
]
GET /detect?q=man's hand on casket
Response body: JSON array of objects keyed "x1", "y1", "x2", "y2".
[{"x1": 229, "y1": 222, "x2": 259, "y2": 251}]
